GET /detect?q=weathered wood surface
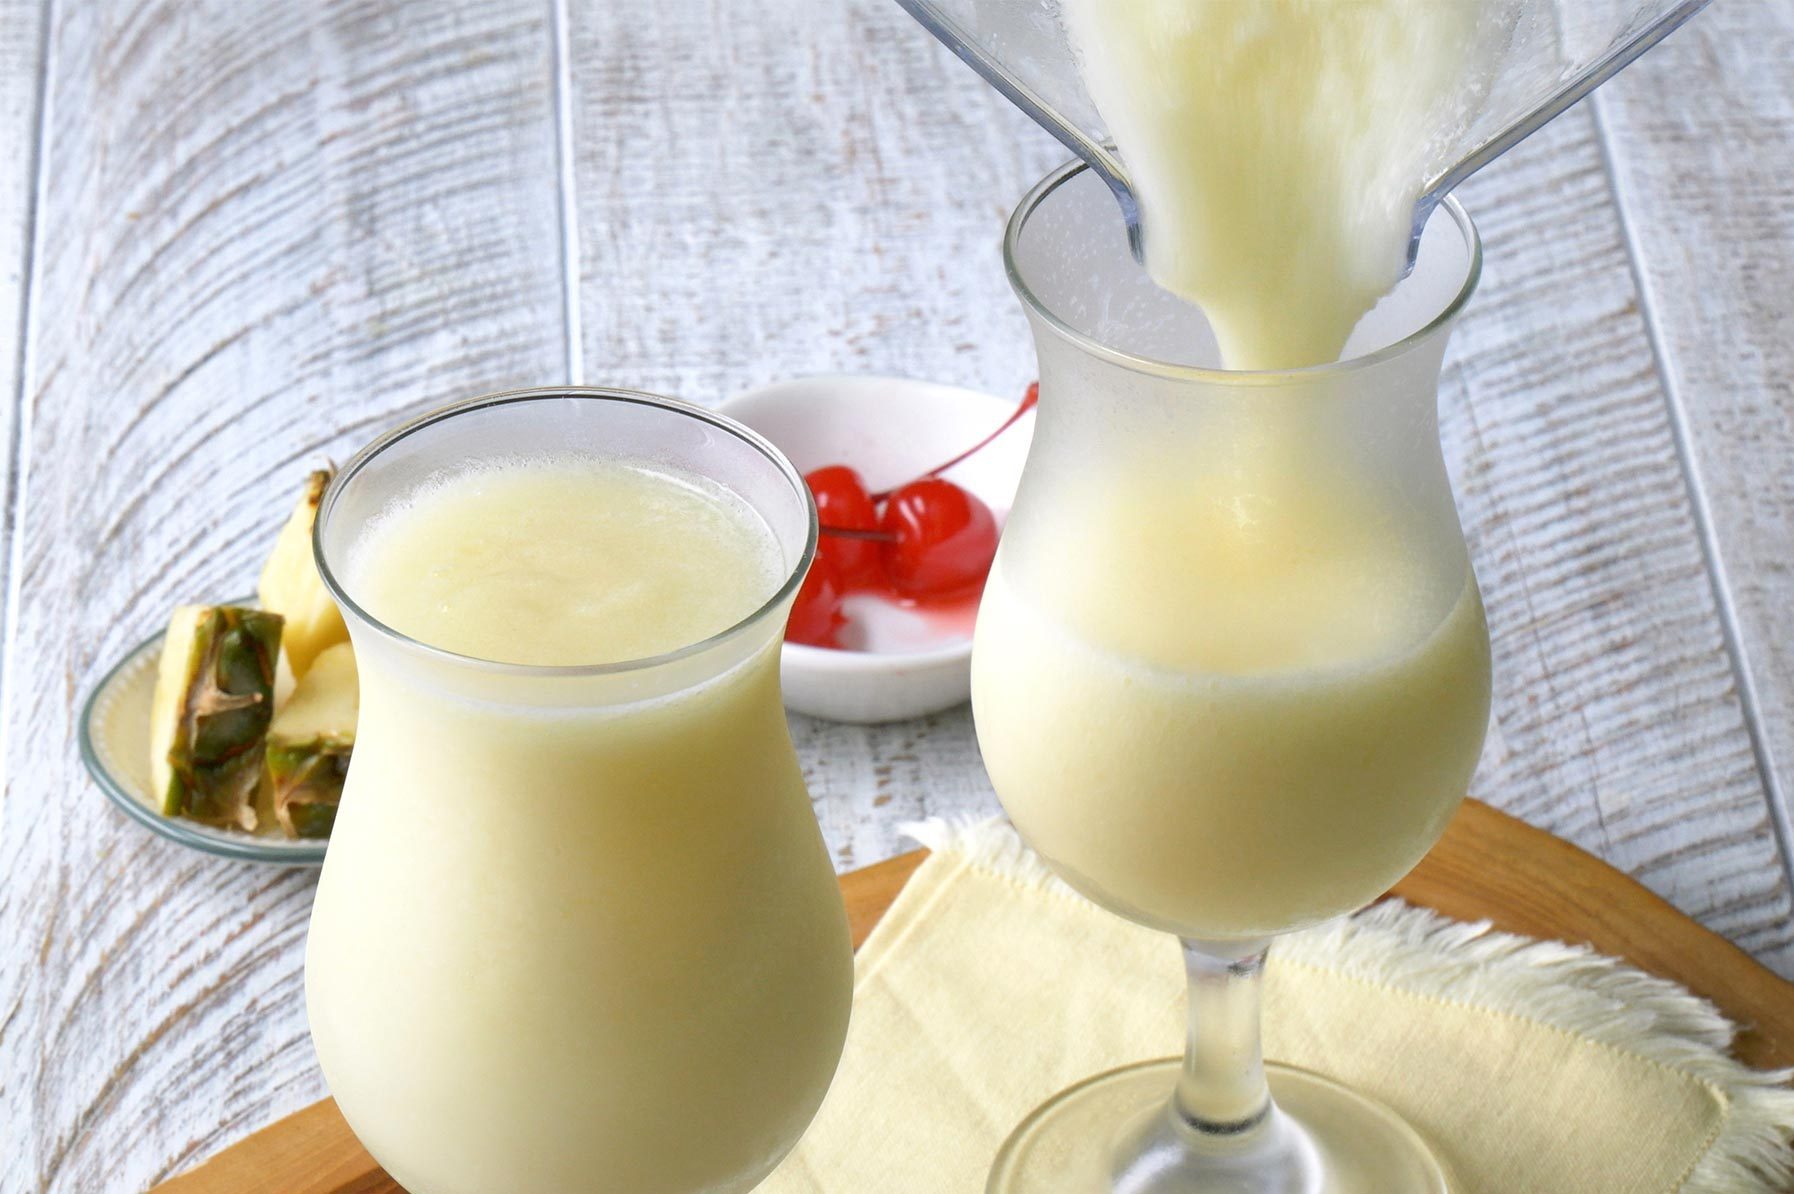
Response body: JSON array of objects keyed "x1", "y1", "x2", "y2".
[
  {"x1": 1593, "y1": 0, "x2": 1794, "y2": 915},
  {"x1": 1445, "y1": 104, "x2": 1794, "y2": 968},
  {"x1": 1, "y1": 1, "x2": 1791, "y2": 1191},
  {"x1": 0, "y1": 0, "x2": 45, "y2": 649}
]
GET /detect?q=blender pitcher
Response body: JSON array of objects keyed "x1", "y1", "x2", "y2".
[{"x1": 897, "y1": 0, "x2": 1709, "y2": 269}]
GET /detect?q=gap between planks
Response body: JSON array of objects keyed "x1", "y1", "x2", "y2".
[
  {"x1": 1586, "y1": 83, "x2": 1794, "y2": 907},
  {"x1": 548, "y1": 0, "x2": 583, "y2": 386}
]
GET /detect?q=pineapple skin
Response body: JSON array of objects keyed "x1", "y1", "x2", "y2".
[
  {"x1": 266, "y1": 641, "x2": 358, "y2": 840},
  {"x1": 266, "y1": 743, "x2": 351, "y2": 839},
  {"x1": 149, "y1": 605, "x2": 284, "y2": 831},
  {"x1": 259, "y1": 468, "x2": 349, "y2": 677}
]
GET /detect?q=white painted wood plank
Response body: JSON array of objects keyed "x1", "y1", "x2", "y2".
[
  {"x1": 0, "y1": 0, "x2": 41, "y2": 380},
  {"x1": 0, "y1": 0, "x2": 45, "y2": 651},
  {"x1": 0, "y1": 2, "x2": 566, "y2": 1189},
  {"x1": 566, "y1": 0, "x2": 1061, "y2": 405},
  {"x1": 1592, "y1": 0, "x2": 1794, "y2": 917},
  {"x1": 564, "y1": 0, "x2": 1054, "y2": 874},
  {"x1": 1447, "y1": 106, "x2": 1792, "y2": 969},
  {"x1": 566, "y1": 0, "x2": 1794, "y2": 970}
]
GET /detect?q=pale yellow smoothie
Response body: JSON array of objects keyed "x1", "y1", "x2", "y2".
[
  {"x1": 349, "y1": 460, "x2": 782, "y2": 665},
  {"x1": 973, "y1": 466, "x2": 1490, "y2": 940},
  {"x1": 306, "y1": 457, "x2": 852, "y2": 1194}
]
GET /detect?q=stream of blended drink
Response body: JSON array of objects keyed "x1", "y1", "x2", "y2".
[{"x1": 1062, "y1": 0, "x2": 1499, "y2": 371}]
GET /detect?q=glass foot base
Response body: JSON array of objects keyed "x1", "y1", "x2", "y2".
[{"x1": 988, "y1": 1058, "x2": 1452, "y2": 1194}]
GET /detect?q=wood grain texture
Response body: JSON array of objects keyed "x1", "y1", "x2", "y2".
[
  {"x1": 1395, "y1": 802, "x2": 1794, "y2": 1070},
  {"x1": 147, "y1": 799, "x2": 1794, "y2": 1194},
  {"x1": 0, "y1": 0, "x2": 42, "y2": 372},
  {"x1": 0, "y1": 0, "x2": 45, "y2": 659},
  {"x1": 1445, "y1": 105, "x2": 1794, "y2": 972},
  {"x1": 153, "y1": 1099, "x2": 400, "y2": 1194},
  {"x1": 566, "y1": 0, "x2": 1059, "y2": 405},
  {"x1": 0, "y1": 2, "x2": 565, "y2": 1190},
  {"x1": 1592, "y1": 0, "x2": 1794, "y2": 901}
]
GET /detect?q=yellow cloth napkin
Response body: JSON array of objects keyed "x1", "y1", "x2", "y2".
[{"x1": 765, "y1": 820, "x2": 1794, "y2": 1194}]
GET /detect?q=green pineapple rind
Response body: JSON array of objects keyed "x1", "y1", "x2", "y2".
[
  {"x1": 267, "y1": 737, "x2": 352, "y2": 840},
  {"x1": 157, "y1": 607, "x2": 283, "y2": 830}
]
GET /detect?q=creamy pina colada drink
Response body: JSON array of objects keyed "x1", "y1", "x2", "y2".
[
  {"x1": 974, "y1": 0, "x2": 1494, "y2": 943},
  {"x1": 969, "y1": 3, "x2": 1498, "y2": 1185},
  {"x1": 968, "y1": 0, "x2": 1499, "y2": 1183},
  {"x1": 353, "y1": 462, "x2": 779, "y2": 664},
  {"x1": 306, "y1": 395, "x2": 851, "y2": 1194},
  {"x1": 975, "y1": 445, "x2": 1489, "y2": 938}
]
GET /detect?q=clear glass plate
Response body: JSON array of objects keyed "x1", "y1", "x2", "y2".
[{"x1": 78, "y1": 600, "x2": 327, "y2": 866}]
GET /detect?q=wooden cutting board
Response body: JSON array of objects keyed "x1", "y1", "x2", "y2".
[{"x1": 156, "y1": 799, "x2": 1794, "y2": 1194}]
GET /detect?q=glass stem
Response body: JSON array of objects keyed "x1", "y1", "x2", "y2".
[{"x1": 1172, "y1": 938, "x2": 1274, "y2": 1139}]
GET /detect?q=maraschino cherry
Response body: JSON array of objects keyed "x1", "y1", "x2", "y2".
[
  {"x1": 878, "y1": 478, "x2": 1000, "y2": 598},
  {"x1": 786, "y1": 552, "x2": 848, "y2": 648},
  {"x1": 805, "y1": 465, "x2": 883, "y2": 589},
  {"x1": 787, "y1": 382, "x2": 1038, "y2": 648}
]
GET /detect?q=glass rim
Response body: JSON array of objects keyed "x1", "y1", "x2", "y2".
[
  {"x1": 312, "y1": 385, "x2": 819, "y2": 679},
  {"x1": 1003, "y1": 159, "x2": 1483, "y2": 384}
]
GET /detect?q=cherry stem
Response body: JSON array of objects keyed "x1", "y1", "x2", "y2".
[
  {"x1": 870, "y1": 382, "x2": 1039, "y2": 501},
  {"x1": 821, "y1": 524, "x2": 897, "y2": 543}
]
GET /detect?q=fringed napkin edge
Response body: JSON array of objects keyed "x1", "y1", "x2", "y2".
[{"x1": 901, "y1": 815, "x2": 1794, "y2": 1193}]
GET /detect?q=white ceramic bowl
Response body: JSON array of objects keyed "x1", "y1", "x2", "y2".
[{"x1": 719, "y1": 375, "x2": 1034, "y2": 724}]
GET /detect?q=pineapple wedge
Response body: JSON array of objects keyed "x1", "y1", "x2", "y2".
[
  {"x1": 149, "y1": 605, "x2": 284, "y2": 831},
  {"x1": 266, "y1": 641, "x2": 358, "y2": 840},
  {"x1": 259, "y1": 468, "x2": 349, "y2": 677}
]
